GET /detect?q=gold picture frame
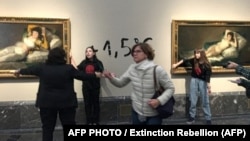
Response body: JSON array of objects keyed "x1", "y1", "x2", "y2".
[
  {"x1": 171, "y1": 20, "x2": 250, "y2": 74},
  {"x1": 0, "y1": 17, "x2": 70, "y2": 78}
]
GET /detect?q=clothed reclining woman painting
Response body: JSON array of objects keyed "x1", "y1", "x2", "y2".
[{"x1": 0, "y1": 24, "x2": 62, "y2": 69}]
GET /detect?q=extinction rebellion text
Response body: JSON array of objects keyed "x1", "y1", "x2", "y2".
[{"x1": 66, "y1": 128, "x2": 246, "y2": 138}]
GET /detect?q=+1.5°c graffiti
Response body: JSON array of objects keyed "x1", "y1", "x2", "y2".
[{"x1": 102, "y1": 37, "x2": 153, "y2": 58}]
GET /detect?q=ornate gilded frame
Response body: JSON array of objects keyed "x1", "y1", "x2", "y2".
[
  {"x1": 171, "y1": 20, "x2": 250, "y2": 74},
  {"x1": 0, "y1": 17, "x2": 70, "y2": 78}
]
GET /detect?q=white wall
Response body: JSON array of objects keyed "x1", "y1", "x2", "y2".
[{"x1": 0, "y1": 0, "x2": 249, "y2": 101}]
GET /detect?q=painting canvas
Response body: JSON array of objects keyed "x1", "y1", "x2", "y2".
[
  {"x1": 171, "y1": 20, "x2": 250, "y2": 74},
  {"x1": 0, "y1": 17, "x2": 70, "y2": 78}
]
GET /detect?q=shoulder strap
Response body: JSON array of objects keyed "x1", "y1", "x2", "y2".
[{"x1": 153, "y1": 65, "x2": 158, "y2": 91}]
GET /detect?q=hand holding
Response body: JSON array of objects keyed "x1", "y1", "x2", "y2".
[
  {"x1": 95, "y1": 72, "x2": 103, "y2": 78},
  {"x1": 102, "y1": 70, "x2": 115, "y2": 79},
  {"x1": 10, "y1": 69, "x2": 20, "y2": 77},
  {"x1": 228, "y1": 79, "x2": 241, "y2": 84},
  {"x1": 172, "y1": 64, "x2": 177, "y2": 69},
  {"x1": 207, "y1": 83, "x2": 211, "y2": 94},
  {"x1": 207, "y1": 88, "x2": 211, "y2": 94},
  {"x1": 148, "y1": 99, "x2": 160, "y2": 108},
  {"x1": 226, "y1": 61, "x2": 239, "y2": 69}
]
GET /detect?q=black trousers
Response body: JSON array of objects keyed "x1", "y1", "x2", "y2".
[
  {"x1": 83, "y1": 88, "x2": 100, "y2": 124},
  {"x1": 39, "y1": 107, "x2": 76, "y2": 141}
]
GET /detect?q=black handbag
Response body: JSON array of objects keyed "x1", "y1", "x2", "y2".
[{"x1": 152, "y1": 65, "x2": 175, "y2": 118}]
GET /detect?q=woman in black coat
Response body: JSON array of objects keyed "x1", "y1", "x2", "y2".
[{"x1": 14, "y1": 47, "x2": 101, "y2": 141}]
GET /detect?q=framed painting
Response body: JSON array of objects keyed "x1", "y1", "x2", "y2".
[
  {"x1": 0, "y1": 17, "x2": 70, "y2": 78},
  {"x1": 171, "y1": 20, "x2": 250, "y2": 74}
]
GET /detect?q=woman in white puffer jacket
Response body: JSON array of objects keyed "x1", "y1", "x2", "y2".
[{"x1": 103, "y1": 42, "x2": 175, "y2": 125}]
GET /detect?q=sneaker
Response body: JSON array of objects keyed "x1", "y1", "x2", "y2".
[
  {"x1": 186, "y1": 117, "x2": 195, "y2": 124},
  {"x1": 206, "y1": 120, "x2": 212, "y2": 125}
]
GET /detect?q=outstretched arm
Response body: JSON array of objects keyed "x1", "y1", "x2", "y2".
[
  {"x1": 227, "y1": 61, "x2": 250, "y2": 80},
  {"x1": 172, "y1": 59, "x2": 184, "y2": 69},
  {"x1": 70, "y1": 51, "x2": 78, "y2": 69},
  {"x1": 239, "y1": 79, "x2": 250, "y2": 98}
]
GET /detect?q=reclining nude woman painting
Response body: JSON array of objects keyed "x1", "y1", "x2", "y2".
[
  {"x1": 178, "y1": 28, "x2": 249, "y2": 67},
  {"x1": 0, "y1": 23, "x2": 62, "y2": 70}
]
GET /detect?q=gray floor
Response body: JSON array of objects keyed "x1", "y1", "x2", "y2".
[
  {"x1": 0, "y1": 114, "x2": 250, "y2": 141},
  {"x1": 0, "y1": 127, "x2": 63, "y2": 141}
]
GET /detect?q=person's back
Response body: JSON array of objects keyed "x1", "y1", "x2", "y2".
[
  {"x1": 34, "y1": 63, "x2": 79, "y2": 108},
  {"x1": 18, "y1": 47, "x2": 81, "y2": 108},
  {"x1": 16, "y1": 47, "x2": 98, "y2": 141}
]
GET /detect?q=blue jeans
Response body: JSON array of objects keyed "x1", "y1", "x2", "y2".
[
  {"x1": 189, "y1": 77, "x2": 212, "y2": 120},
  {"x1": 131, "y1": 109, "x2": 162, "y2": 125}
]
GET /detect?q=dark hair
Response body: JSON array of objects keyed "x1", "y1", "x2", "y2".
[
  {"x1": 131, "y1": 42, "x2": 155, "y2": 60},
  {"x1": 85, "y1": 45, "x2": 98, "y2": 60},
  {"x1": 30, "y1": 26, "x2": 44, "y2": 40},
  {"x1": 88, "y1": 45, "x2": 98, "y2": 52},
  {"x1": 227, "y1": 32, "x2": 235, "y2": 42},
  {"x1": 46, "y1": 47, "x2": 66, "y2": 65}
]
